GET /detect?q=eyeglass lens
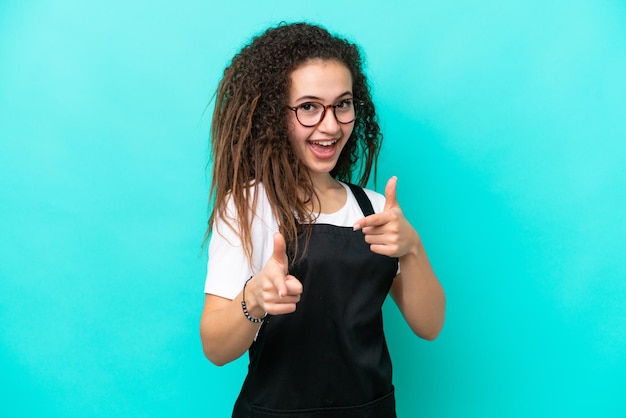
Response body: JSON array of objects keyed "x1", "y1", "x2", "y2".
[{"x1": 295, "y1": 99, "x2": 357, "y2": 127}]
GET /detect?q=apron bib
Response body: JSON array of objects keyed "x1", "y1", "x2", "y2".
[{"x1": 233, "y1": 184, "x2": 399, "y2": 417}]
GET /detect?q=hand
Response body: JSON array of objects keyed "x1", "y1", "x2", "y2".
[
  {"x1": 353, "y1": 176, "x2": 420, "y2": 258},
  {"x1": 247, "y1": 232, "x2": 302, "y2": 316}
]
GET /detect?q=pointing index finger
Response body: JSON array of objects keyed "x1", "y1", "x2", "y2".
[{"x1": 353, "y1": 212, "x2": 387, "y2": 231}]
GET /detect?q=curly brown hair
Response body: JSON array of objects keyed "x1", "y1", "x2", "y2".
[{"x1": 207, "y1": 22, "x2": 383, "y2": 264}]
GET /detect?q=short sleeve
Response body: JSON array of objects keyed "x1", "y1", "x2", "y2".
[{"x1": 204, "y1": 183, "x2": 278, "y2": 299}]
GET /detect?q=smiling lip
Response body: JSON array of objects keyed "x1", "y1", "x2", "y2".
[{"x1": 308, "y1": 139, "x2": 340, "y2": 159}]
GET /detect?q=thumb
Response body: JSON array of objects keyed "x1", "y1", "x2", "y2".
[
  {"x1": 271, "y1": 232, "x2": 288, "y2": 273},
  {"x1": 384, "y1": 176, "x2": 399, "y2": 211}
]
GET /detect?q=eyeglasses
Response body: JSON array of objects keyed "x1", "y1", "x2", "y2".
[{"x1": 287, "y1": 98, "x2": 361, "y2": 128}]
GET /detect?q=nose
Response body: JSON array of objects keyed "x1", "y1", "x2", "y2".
[{"x1": 317, "y1": 106, "x2": 341, "y2": 134}]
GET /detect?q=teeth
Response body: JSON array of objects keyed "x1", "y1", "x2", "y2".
[{"x1": 311, "y1": 140, "x2": 338, "y2": 147}]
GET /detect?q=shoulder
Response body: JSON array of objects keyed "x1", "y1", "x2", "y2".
[
  {"x1": 322, "y1": 182, "x2": 386, "y2": 226},
  {"x1": 343, "y1": 182, "x2": 385, "y2": 214},
  {"x1": 361, "y1": 187, "x2": 386, "y2": 213},
  {"x1": 210, "y1": 181, "x2": 277, "y2": 258},
  {"x1": 217, "y1": 182, "x2": 273, "y2": 225}
]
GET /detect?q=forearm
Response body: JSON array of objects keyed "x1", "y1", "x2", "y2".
[
  {"x1": 199, "y1": 290, "x2": 265, "y2": 366},
  {"x1": 391, "y1": 241, "x2": 446, "y2": 340}
]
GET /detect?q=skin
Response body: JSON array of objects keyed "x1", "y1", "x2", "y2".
[{"x1": 200, "y1": 59, "x2": 445, "y2": 366}]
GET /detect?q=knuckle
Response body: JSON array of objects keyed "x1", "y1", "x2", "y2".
[{"x1": 261, "y1": 280, "x2": 273, "y2": 292}]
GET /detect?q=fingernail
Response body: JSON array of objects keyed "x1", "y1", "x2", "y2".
[{"x1": 353, "y1": 223, "x2": 361, "y2": 231}]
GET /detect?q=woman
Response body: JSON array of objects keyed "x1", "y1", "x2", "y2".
[{"x1": 200, "y1": 22, "x2": 445, "y2": 417}]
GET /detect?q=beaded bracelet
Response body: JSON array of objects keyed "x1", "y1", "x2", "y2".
[{"x1": 241, "y1": 276, "x2": 267, "y2": 323}]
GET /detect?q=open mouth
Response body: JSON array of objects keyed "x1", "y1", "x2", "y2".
[{"x1": 308, "y1": 139, "x2": 340, "y2": 159}]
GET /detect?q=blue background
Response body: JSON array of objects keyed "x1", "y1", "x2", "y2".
[{"x1": 1, "y1": 1, "x2": 625, "y2": 417}]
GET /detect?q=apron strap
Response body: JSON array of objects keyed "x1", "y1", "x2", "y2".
[{"x1": 346, "y1": 183, "x2": 375, "y2": 217}]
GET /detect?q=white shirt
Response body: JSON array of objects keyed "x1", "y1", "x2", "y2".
[{"x1": 204, "y1": 181, "x2": 386, "y2": 299}]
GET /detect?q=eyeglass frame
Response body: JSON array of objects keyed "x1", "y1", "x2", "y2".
[{"x1": 286, "y1": 98, "x2": 362, "y2": 128}]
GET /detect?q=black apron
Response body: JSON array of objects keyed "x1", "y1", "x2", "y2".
[{"x1": 233, "y1": 184, "x2": 399, "y2": 417}]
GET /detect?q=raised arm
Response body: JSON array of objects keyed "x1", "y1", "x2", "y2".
[
  {"x1": 200, "y1": 232, "x2": 303, "y2": 365},
  {"x1": 353, "y1": 177, "x2": 446, "y2": 340}
]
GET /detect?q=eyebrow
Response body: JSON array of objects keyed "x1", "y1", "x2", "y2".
[{"x1": 294, "y1": 91, "x2": 353, "y2": 103}]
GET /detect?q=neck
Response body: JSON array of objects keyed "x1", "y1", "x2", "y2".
[
  {"x1": 305, "y1": 172, "x2": 346, "y2": 214},
  {"x1": 309, "y1": 172, "x2": 340, "y2": 192}
]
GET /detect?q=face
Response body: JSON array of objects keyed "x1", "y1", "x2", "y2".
[{"x1": 286, "y1": 59, "x2": 354, "y2": 180}]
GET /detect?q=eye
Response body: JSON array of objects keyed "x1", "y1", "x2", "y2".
[
  {"x1": 298, "y1": 102, "x2": 321, "y2": 113},
  {"x1": 334, "y1": 99, "x2": 353, "y2": 111}
]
